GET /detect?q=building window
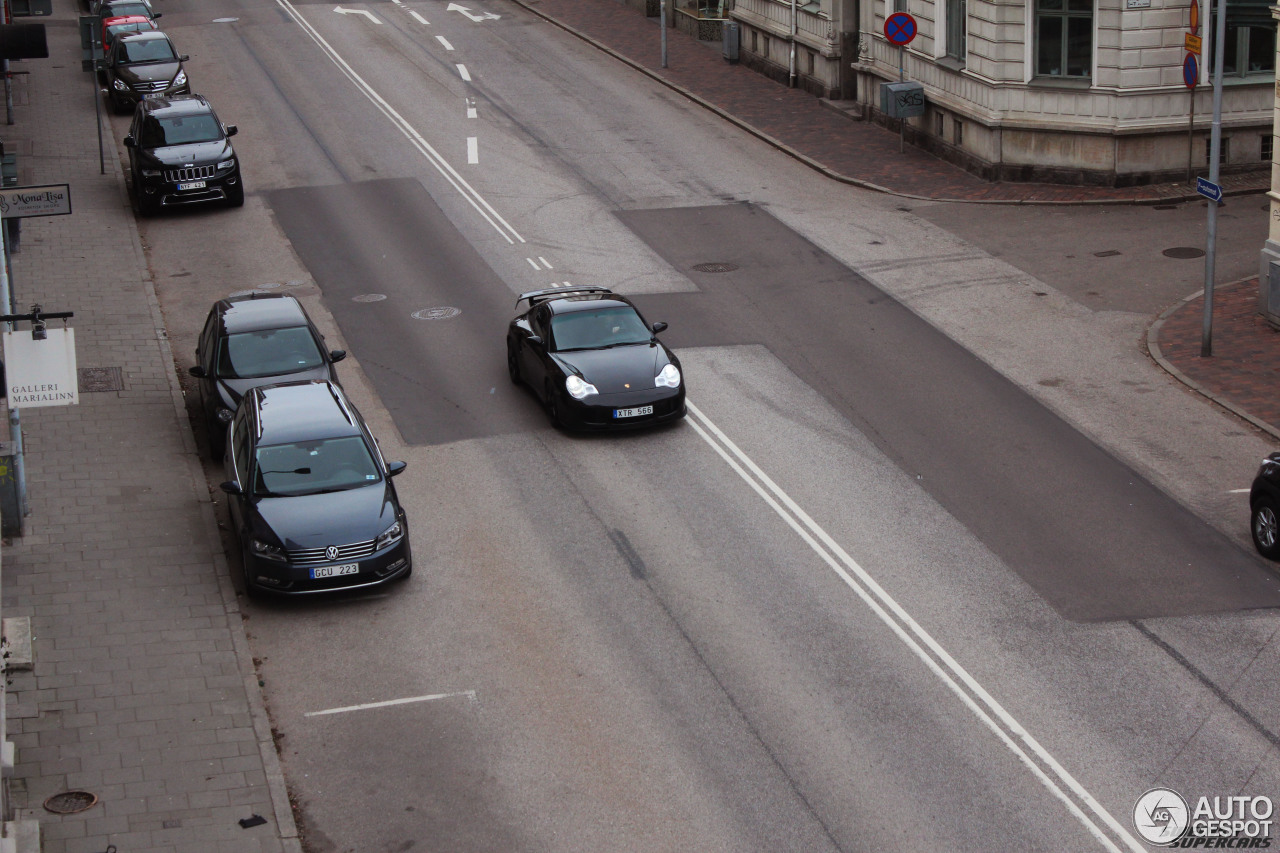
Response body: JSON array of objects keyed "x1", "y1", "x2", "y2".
[
  {"x1": 1207, "y1": 0, "x2": 1275, "y2": 77},
  {"x1": 893, "y1": 0, "x2": 907, "y2": 12},
  {"x1": 953, "y1": 119, "x2": 963, "y2": 145},
  {"x1": 947, "y1": 0, "x2": 967, "y2": 62},
  {"x1": 1034, "y1": 0, "x2": 1093, "y2": 78},
  {"x1": 751, "y1": 30, "x2": 758, "y2": 53},
  {"x1": 807, "y1": 50, "x2": 816, "y2": 75},
  {"x1": 935, "y1": 111, "x2": 945, "y2": 136},
  {"x1": 1263, "y1": 135, "x2": 1274, "y2": 162},
  {"x1": 762, "y1": 35, "x2": 770, "y2": 58},
  {"x1": 1204, "y1": 137, "x2": 1229, "y2": 165}
]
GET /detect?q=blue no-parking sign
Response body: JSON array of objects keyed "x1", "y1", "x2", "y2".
[{"x1": 884, "y1": 12, "x2": 917, "y2": 46}]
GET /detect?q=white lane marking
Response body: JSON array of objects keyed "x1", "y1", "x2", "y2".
[
  {"x1": 1230, "y1": 488, "x2": 1251, "y2": 494},
  {"x1": 305, "y1": 690, "x2": 476, "y2": 717},
  {"x1": 467, "y1": 136, "x2": 478, "y2": 164},
  {"x1": 447, "y1": 2, "x2": 500, "y2": 22},
  {"x1": 390, "y1": 0, "x2": 401, "y2": 4},
  {"x1": 538, "y1": 257, "x2": 552, "y2": 269},
  {"x1": 465, "y1": 97, "x2": 477, "y2": 118},
  {"x1": 409, "y1": 9, "x2": 429, "y2": 24},
  {"x1": 685, "y1": 400, "x2": 1145, "y2": 853},
  {"x1": 273, "y1": 0, "x2": 522, "y2": 243},
  {"x1": 456, "y1": 63, "x2": 472, "y2": 81},
  {"x1": 333, "y1": 5, "x2": 381, "y2": 23},
  {"x1": 526, "y1": 257, "x2": 541, "y2": 270},
  {"x1": 436, "y1": 35, "x2": 454, "y2": 50}
]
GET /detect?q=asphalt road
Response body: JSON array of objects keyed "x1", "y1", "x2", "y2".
[{"x1": 121, "y1": 0, "x2": 1280, "y2": 850}]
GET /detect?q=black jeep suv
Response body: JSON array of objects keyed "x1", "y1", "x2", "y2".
[{"x1": 124, "y1": 94, "x2": 243, "y2": 215}]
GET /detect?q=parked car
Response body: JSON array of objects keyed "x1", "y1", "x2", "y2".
[
  {"x1": 102, "y1": 30, "x2": 188, "y2": 113},
  {"x1": 93, "y1": 0, "x2": 158, "y2": 49},
  {"x1": 1250, "y1": 452, "x2": 1280, "y2": 559},
  {"x1": 124, "y1": 94, "x2": 243, "y2": 215},
  {"x1": 506, "y1": 286, "x2": 685, "y2": 430},
  {"x1": 220, "y1": 380, "x2": 411, "y2": 597},
  {"x1": 189, "y1": 293, "x2": 346, "y2": 457},
  {"x1": 98, "y1": 14, "x2": 158, "y2": 79}
]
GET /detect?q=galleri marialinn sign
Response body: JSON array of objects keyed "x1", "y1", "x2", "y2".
[{"x1": 3, "y1": 327, "x2": 78, "y2": 407}]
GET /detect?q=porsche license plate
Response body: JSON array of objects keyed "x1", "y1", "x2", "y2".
[
  {"x1": 614, "y1": 405, "x2": 653, "y2": 419},
  {"x1": 177, "y1": 180, "x2": 207, "y2": 190},
  {"x1": 311, "y1": 563, "x2": 359, "y2": 580}
]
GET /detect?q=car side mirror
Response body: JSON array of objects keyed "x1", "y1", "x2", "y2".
[
  {"x1": 527, "y1": 334, "x2": 543, "y2": 347},
  {"x1": 123, "y1": 135, "x2": 135, "y2": 148},
  {"x1": 225, "y1": 125, "x2": 238, "y2": 137},
  {"x1": 219, "y1": 481, "x2": 242, "y2": 495},
  {"x1": 151, "y1": 10, "x2": 161, "y2": 17},
  {"x1": 651, "y1": 321, "x2": 668, "y2": 334},
  {"x1": 178, "y1": 54, "x2": 189, "y2": 62},
  {"x1": 188, "y1": 365, "x2": 207, "y2": 378},
  {"x1": 329, "y1": 349, "x2": 346, "y2": 364},
  {"x1": 386, "y1": 461, "x2": 407, "y2": 477}
]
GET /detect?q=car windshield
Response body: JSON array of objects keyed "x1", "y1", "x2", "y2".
[
  {"x1": 216, "y1": 327, "x2": 324, "y2": 379},
  {"x1": 253, "y1": 436, "x2": 381, "y2": 497},
  {"x1": 107, "y1": 21, "x2": 153, "y2": 41},
  {"x1": 118, "y1": 37, "x2": 175, "y2": 64},
  {"x1": 550, "y1": 306, "x2": 652, "y2": 351},
  {"x1": 138, "y1": 113, "x2": 223, "y2": 147},
  {"x1": 101, "y1": 3, "x2": 149, "y2": 20}
]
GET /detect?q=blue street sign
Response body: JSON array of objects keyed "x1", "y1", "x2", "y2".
[
  {"x1": 884, "y1": 12, "x2": 918, "y2": 46},
  {"x1": 1196, "y1": 176, "x2": 1222, "y2": 203},
  {"x1": 1182, "y1": 52, "x2": 1198, "y2": 89}
]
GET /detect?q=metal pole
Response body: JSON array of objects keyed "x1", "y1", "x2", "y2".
[
  {"x1": 1186, "y1": 89, "x2": 1195, "y2": 184},
  {"x1": 1202, "y1": 0, "x2": 1226, "y2": 357},
  {"x1": 660, "y1": 0, "x2": 667, "y2": 69},
  {"x1": 789, "y1": 0, "x2": 797, "y2": 87},
  {"x1": 899, "y1": 45, "x2": 905, "y2": 153},
  {"x1": 0, "y1": 221, "x2": 24, "y2": 536}
]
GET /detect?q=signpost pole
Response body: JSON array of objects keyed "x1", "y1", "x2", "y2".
[
  {"x1": 0, "y1": 222, "x2": 24, "y2": 536},
  {"x1": 1202, "y1": 0, "x2": 1226, "y2": 357},
  {"x1": 660, "y1": 0, "x2": 667, "y2": 69},
  {"x1": 898, "y1": 45, "x2": 905, "y2": 152}
]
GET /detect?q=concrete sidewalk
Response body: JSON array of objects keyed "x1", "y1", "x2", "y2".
[{"x1": 0, "y1": 4, "x2": 299, "y2": 852}]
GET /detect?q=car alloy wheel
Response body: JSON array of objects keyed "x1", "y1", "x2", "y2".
[
  {"x1": 1253, "y1": 497, "x2": 1280, "y2": 560},
  {"x1": 544, "y1": 381, "x2": 562, "y2": 428}
]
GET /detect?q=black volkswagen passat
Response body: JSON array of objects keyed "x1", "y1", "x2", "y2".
[
  {"x1": 189, "y1": 293, "x2": 345, "y2": 458},
  {"x1": 220, "y1": 381, "x2": 411, "y2": 597},
  {"x1": 506, "y1": 286, "x2": 685, "y2": 430},
  {"x1": 124, "y1": 94, "x2": 243, "y2": 214}
]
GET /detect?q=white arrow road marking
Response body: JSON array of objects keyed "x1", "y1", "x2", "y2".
[
  {"x1": 334, "y1": 5, "x2": 381, "y2": 23},
  {"x1": 685, "y1": 401, "x2": 1146, "y2": 853},
  {"x1": 305, "y1": 691, "x2": 477, "y2": 717},
  {"x1": 447, "y1": 2, "x2": 499, "y2": 21},
  {"x1": 456, "y1": 63, "x2": 471, "y2": 81},
  {"x1": 409, "y1": 9, "x2": 429, "y2": 24},
  {"x1": 467, "y1": 136, "x2": 478, "y2": 164}
]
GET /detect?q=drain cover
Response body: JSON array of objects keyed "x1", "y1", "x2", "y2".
[
  {"x1": 1163, "y1": 246, "x2": 1206, "y2": 259},
  {"x1": 692, "y1": 262, "x2": 739, "y2": 273},
  {"x1": 78, "y1": 367, "x2": 123, "y2": 393},
  {"x1": 352, "y1": 294, "x2": 387, "y2": 303},
  {"x1": 412, "y1": 307, "x2": 462, "y2": 320},
  {"x1": 1093, "y1": 250, "x2": 1121, "y2": 258},
  {"x1": 44, "y1": 791, "x2": 98, "y2": 814}
]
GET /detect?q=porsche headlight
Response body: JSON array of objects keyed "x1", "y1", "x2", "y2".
[
  {"x1": 565, "y1": 375, "x2": 598, "y2": 400},
  {"x1": 655, "y1": 363, "x2": 681, "y2": 389}
]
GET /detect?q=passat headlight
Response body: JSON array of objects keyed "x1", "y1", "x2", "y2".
[
  {"x1": 250, "y1": 537, "x2": 286, "y2": 562},
  {"x1": 376, "y1": 519, "x2": 404, "y2": 551},
  {"x1": 217, "y1": 157, "x2": 236, "y2": 171},
  {"x1": 655, "y1": 363, "x2": 681, "y2": 389},
  {"x1": 172, "y1": 70, "x2": 187, "y2": 87},
  {"x1": 565, "y1": 375, "x2": 598, "y2": 400}
]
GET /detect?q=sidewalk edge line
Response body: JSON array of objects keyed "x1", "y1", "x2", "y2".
[{"x1": 99, "y1": 103, "x2": 305, "y2": 851}]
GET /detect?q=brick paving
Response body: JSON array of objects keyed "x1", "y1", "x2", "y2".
[{"x1": 0, "y1": 3, "x2": 300, "y2": 852}]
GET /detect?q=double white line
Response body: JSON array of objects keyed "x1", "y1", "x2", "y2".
[
  {"x1": 273, "y1": 0, "x2": 524, "y2": 244},
  {"x1": 685, "y1": 400, "x2": 1146, "y2": 853}
]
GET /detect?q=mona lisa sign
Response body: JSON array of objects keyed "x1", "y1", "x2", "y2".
[{"x1": 3, "y1": 327, "x2": 78, "y2": 407}]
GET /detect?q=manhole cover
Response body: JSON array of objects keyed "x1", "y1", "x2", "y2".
[
  {"x1": 692, "y1": 262, "x2": 739, "y2": 274},
  {"x1": 412, "y1": 307, "x2": 461, "y2": 320},
  {"x1": 78, "y1": 367, "x2": 123, "y2": 393},
  {"x1": 1163, "y1": 247, "x2": 1206, "y2": 259},
  {"x1": 44, "y1": 791, "x2": 98, "y2": 814},
  {"x1": 352, "y1": 294, "x2": 387, "y2": 303},
  {"x1": 1093, "y1": 250, "x2": 1121, "y2": 258}
]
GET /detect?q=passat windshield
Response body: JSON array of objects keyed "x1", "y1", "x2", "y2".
[
  {"x1": 216, "y1": 327, "x2": 324, "y2": 379},
  {"x1": 253, "y1": 437, "x2": 381, "y2": 497}
]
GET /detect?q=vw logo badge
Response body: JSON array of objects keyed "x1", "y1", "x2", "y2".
[{"x1": 326, "y1": 545, "x2": 339, "y2": 561}]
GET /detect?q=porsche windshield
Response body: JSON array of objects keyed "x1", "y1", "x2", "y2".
[{"x1": 550, "y1": 306, "x2": 651, "y2": 351}]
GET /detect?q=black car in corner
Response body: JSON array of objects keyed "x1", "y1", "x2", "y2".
[
  {"x1": 506, "y1": 286, "x2": 685, "y2": 430},
  {"x1": 190, "y1": 293, "x2": 346, "y2": 458},
  {"x1": 220, "y1": 380, "x2": 411, "y2": 597},
  {"x1": 124, "y1": 94, "x2": 243, "y2": 215},
  {"x1": 102, "y1": 29, "x2": 187, "y2": 114},
  {"x1": 1250, "y1": 451, "x2": 1280, "y2": 559}
]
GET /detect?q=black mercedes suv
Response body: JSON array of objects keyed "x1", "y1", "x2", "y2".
[{"x1": 124, "y1": 94, "x2": 243, "y2": 215}]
